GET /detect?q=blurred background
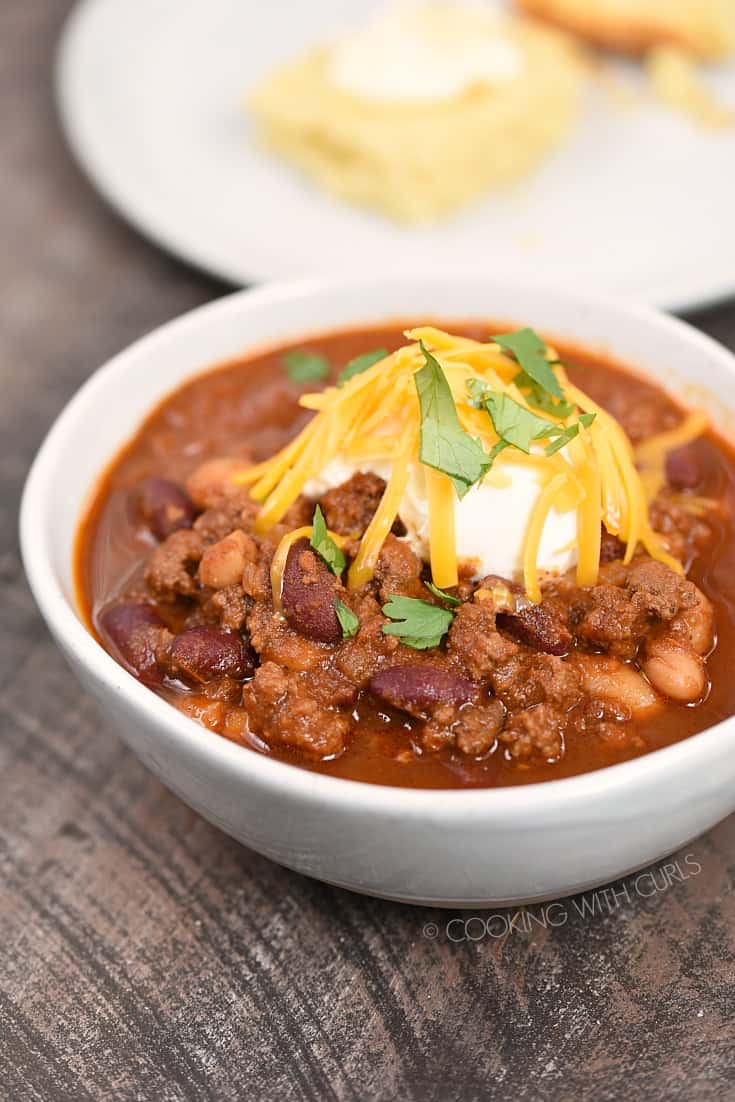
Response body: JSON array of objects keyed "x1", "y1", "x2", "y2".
[{"x1": 55, "y1": 0, "x2": 735, "y2": 305}]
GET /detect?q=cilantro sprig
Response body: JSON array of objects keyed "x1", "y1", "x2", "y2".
[
  {"x1": 283, "y1": 349, "x2": 330, "y2": 383},
  {"x1": 415, "y1": 341, "x2": 490, "y2": 499},
  {"x1": 334, "y1": 599, "x2": 359, "y2": 639},
  {"x1": 467, "y1": 380, "x2": 596, "y2": 466},
  {"x1": 492, "y1": 328, "x2": 563, "y2": 399},
  {"x1": 310, "y1": 505, "x2": 345, "y2": 577},
  {"x1": 516, "y1": 373, "x2": 576, "y2": 419},
  {"x1": 381, "y1": 595, "x2": 454, "y2": 650},
  {"x1": 544, "y1": 413, "x2": 596, "y2": 454},
  {"x1": 337, "y1": 348, "x2": 387, "y2": 386}
]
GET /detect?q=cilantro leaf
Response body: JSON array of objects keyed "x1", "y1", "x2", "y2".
[
  {"x1": 415, "y1": 342, "x2": 490, "y2": 499},
  {"x1": 483, "y1": 392, "x2": 557, "y2": 452},
  {"x1": 468, "y1": 382, "x2": 557, "y2": 454},
  {"x1": 337, "y1": 348, "x2": 387, "y2": 386},
  {"x1": 515, "y1": 370, "x2": 576, "y2": 419},
  {"x1": 424, "y1": 581, "x2": 461, "y2": 607},
  {"x1": 492, "y1": 328, "x2": 563, "y2": 399},
  {"x1": 310, "y1": 505, "x2": 346, "y2": 576},
  {"x1": 334, "y1": 598, "x2": 359, "y2": 639},
  {"x1": 544, "y1": 412, "x2": 596, "y2": 455},
  {"x1": 486, "y1": 439, "x2": 509, "y2": 465},
  {"x1": 467, "y1": 380, "x2": 596, "y2": 463},
  {"x1": 381, "y1": 594, "x2": 454, "y2": 650},
  {"x1": 283, "y1": 349, "x2": 330, "y2": 383}
]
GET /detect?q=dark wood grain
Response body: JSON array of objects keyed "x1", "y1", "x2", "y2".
[{"x1": 2, "y1": 3, "x2": 735, "y2": 1099}]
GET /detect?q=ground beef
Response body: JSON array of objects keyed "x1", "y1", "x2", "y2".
[
  {"x1": 319, "y1": 472, "x2": 390, "y2": 537},
  {"x1": 374, "y1": 535, "x2": 424, "y2": 601},
  {"x1": 194, "y1": 490, "x2": 259, "y2": 543},
  {"x1": 247, "y1": 603, "x2": 326, "y2": 672},
  {"x1": 569, "y1": 584, "x2": 646, "y2": 659},
  {"x1": 491, "y1": 654, "x2": 582, "y2": 712},
  {"x1": 241, "y1": 553, "x2": 272, "y2": 603},
  {"x1": 448, "y1": 601, "x2": 519, "y2": 680},
  {"x1": 279, "y1": 498, "x2": 316, "y2": 531},
  {"x1": 115, "y1": 463, "x2": 718, "y2": 770},
  {"x1": 452, "y1": 699, "x2": 506, "y2": 757},
  {"x1": 144, "y1": 529, "x2": 204, "y2": 600},
  {"x1": 499, "y1": 703, "x2": 566, "y2": 762},
  {"x1": 242, "y1": 663, "x2": 352, "y2": 758},
  {"x1": 202, "y1": 584, "x2": 251, "y2": 631},
  {"x1": 580, "y1": 698, "x2": 637, "y2": 749},
  {"x1": 335, "y1": 593, "x2": 402, "y2": 686},
  {"x1": 626, "y1": 559, "x2": 692, "y2": 620},
  {"x1": 569, "y1": 559, "x2": 695, "y2": 659}
]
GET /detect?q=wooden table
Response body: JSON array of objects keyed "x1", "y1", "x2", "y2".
[{"x1": 2, "y1": 3, "x2": 735, "y2": 1098}]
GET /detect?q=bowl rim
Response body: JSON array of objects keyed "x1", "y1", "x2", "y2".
[{"x1": 20, "y1": 274, "x2": 735, "y2": 818}]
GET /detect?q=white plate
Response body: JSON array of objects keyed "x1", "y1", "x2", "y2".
[{"x1": 57, "y1": 0, "x2": 735, "y2": 309}]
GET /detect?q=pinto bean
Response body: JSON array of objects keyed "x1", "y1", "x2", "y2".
[
  {"x1": 165, "y1": 626, "x2": 254, "y2": 685},
  {"x1": 133, "y1": 477, "x2": 196, "y2": 541},
  {"x1": 100, "y1": 602, "x2": 171, "y2": 683},
  {"x1": 199, "y1": 529, "x2": 253, "y2": 590},
  {"x1": 642, "y1": 639, "x2": 707, "y2": 704},
  {"x1": 666, "y1": 445, "x2": 703, "y2": 491},
  {"x1": 677, "y1": 587, "x2": 715, "y2": 656},
  {"x1": 281, "y1": 539, "x2": 341, "y2": 644},
  {"x1": 369, "y1": 665, "x2": 478, "y2": 719},
  {"x1": 497, "y1": 605, "x2": 571, "y2": 656},
  {"x1": 577, "y1": 655, "x2": 660, "y2": 714},
  {"x1": 186, "y1": 457, "x2": 249, "y2": 509}
]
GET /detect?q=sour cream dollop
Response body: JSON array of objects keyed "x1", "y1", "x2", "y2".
[
  {"x1": 304, "y1": 458, "x2": 577, "y2": 582},
  {"x1": 328, "y1": 2, "x2": 523, "y2": 104}
]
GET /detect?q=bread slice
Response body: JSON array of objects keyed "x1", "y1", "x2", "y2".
[
  {"x1": 249, "y1": 21, "x2": 585, "y2": 223},
  {"x1": 516, "y1": 0, "x2": 735, "y2": 59}
]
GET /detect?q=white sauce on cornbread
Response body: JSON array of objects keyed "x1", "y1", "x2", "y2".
[{"x1": 328, "y1": 2, "x2": 523, "y2": 103}]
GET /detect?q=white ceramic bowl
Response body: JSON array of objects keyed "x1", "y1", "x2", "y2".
[{"x1": 20, "y1": 276, "x2": 735, "y2": 908}]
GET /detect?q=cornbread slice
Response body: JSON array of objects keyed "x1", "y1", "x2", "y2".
[
  {"x1": 517, "y1": 0, "x2": 735, "y2": 59},
  {"x1": 249, "y1": 22, "x2": 585, "y2": 224}
]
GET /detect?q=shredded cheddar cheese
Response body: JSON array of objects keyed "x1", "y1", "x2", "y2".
[
  {"x1": 233, "y1": 329, "x2": 710, "y2": 599},
  {"x1": 425, "y1": 467, "x2": 458, "y2": 589}
]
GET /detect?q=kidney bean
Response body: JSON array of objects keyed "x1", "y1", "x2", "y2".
[
  {"x1": 369, "y1": 665, "x2": 478, "y2": 719},
  {"x1": 281, "y1": 539, "x2": 341, "y2": 644},
  {"x1": 665, "y1": 445, "x2": 703, "y2": 491},
  {"x1": 133, "y1": 476, "x2": 196, "y2": 541},
  {"x1": 497, "y1": 605, "x2": 571, "y2": 656},
  {"x1": 166, "y1": 625, "x2": 254, "y2": 685},
  {"x1": 100, "y1": 602, "x2": 170, "y2": 683}
]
